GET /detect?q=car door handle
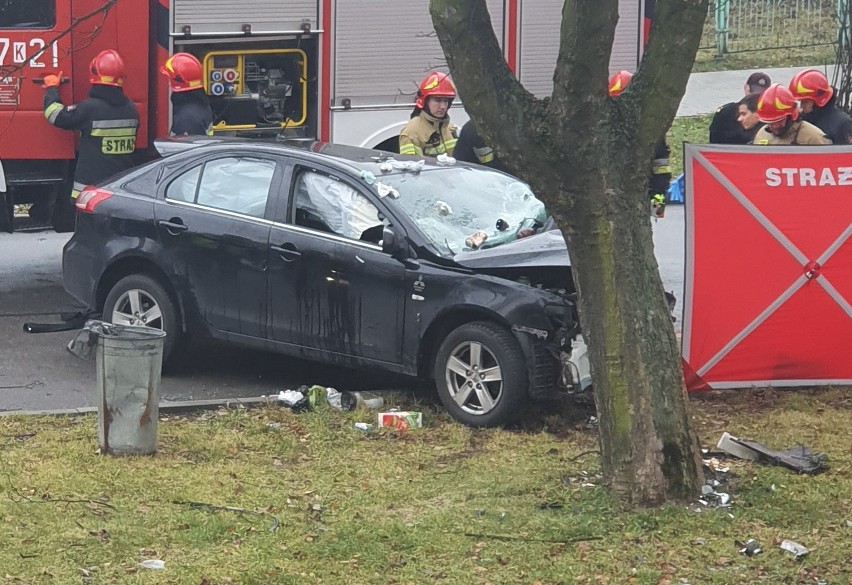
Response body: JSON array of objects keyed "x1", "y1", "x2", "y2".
[
  {"x1": 157, "y1": 219, "x2": 189, "y2": 235},
  {"x1": 271, "y1": 243, "x2": 301, "y2": 261}
]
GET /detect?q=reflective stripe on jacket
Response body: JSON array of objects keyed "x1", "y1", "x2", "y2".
[
  {"x1": 753, "y1": 121, "x2": 831, "y2": 145},
  {"x1": 43, "y1": 85, "x2": 140, "y2": 186},
  {"x1": 399, "y1": 111, "x2": 457, "y2": 157}
]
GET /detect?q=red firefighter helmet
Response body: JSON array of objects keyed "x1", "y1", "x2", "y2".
[
  {"x1": 415, "y1": 72, "x2": 456, "y2": 109},
  {"x1": 160, "y1": 52, "x2": 204, "y2": 92},
  {"x1": 756, "y1": 84, "x2": 800, "y2": 124},
  {"x1": 788, "y1": 69, "x2": 833, "y2": 108},
  {"x1": 89, "y1": 49, "x2": 127, "y2": 87},
  {"x1": 608, "y1": 70, "x2": 633, "y2": 96}
]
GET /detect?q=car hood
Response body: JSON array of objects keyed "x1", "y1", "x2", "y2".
[{"x1": 452, "y1": 229, "x2": 571, "y2": 269}]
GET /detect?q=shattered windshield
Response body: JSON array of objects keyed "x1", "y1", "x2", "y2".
[{"x1": 377, "y1": 166, "x2": 546, "y2": 256}]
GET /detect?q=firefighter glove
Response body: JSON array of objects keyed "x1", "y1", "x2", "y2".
[
  {"x1": 651, "y1": 193, "x2": 666, "y2": 219},
  {"x1": 43, "y1": 71, "x2": 63, "y2": 88}
]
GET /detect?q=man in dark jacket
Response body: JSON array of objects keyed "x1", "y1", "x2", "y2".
[
  {"x1": 454, "y1": 120, "x2": 505, "y2": 172},
  {"x1": 735, "y1": 93, "x2": 764, "y2": 143},
  {"x1": 709, "y1": 71, "x2": 771, "y2": 144},
  {"x1": 43, "y1": 49, "x2": 139, "y2": 232},
  {"x1": 160, "y1": 52, "x2": 213, "y2": 136},
  {"x1": 789, "y1": 69, "x2": 852, "y2": 145}
]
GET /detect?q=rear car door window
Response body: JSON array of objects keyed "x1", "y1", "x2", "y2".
[
  {"x1": 165, "y1": 165, "x2": 201, "y2": 203},
  {"x1": 165, "y1": 157, "x2": 276, "y2": 218}
]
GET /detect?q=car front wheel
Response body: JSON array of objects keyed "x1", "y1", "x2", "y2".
[
  {"x1": 103, "y1": 274, "x2": 181, "y2": 364},
  {"x1": 433, "y1": 321, "x2": 529, "y2": 427}
]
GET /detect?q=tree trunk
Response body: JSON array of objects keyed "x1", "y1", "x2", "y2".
[{"x1": 430, "y1": 0, "x2": 707, "y2": 507}]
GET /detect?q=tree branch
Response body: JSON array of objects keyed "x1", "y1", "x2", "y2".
[
  {"x1": 633, "y1": 0, "x2": 709, "y2": 147},
  {"x1": 429, "y1": 0, "x2": 544, "y2": 171},
  {"x1": 549, "y1": 0, "x2": 619, "y2": 138}
]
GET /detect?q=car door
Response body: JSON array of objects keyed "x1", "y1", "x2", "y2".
[
  {"x1": 154, "y1": 154, "x2": 280, "y2": 338},
  {"x1": 266, "y1": 163, "x2": 406, "y2": 364}
]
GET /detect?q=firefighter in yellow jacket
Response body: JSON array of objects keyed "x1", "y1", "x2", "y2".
[
  {"x1": 752, "y1": 84, "x2": 830, "y2": 146},
  {"x1": 399, "y1": 72, "x2": 458, "y2": 157}
]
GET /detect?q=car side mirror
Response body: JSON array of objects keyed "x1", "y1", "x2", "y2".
[{"x1": 382, "y1": 224, "x2": 407, "y2": 259}]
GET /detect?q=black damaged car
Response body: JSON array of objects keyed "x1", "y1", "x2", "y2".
[{"x1": 63, "y1": 139, "x2": 589, "y2": 427}]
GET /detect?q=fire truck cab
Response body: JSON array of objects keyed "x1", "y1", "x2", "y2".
[{"x1": 0, "y1": 0, "x2": 647, "y2": 232}]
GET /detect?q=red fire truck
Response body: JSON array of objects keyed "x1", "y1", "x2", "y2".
[{"x1": 0, "y1": 0, "x2": 649, "y2": 232}]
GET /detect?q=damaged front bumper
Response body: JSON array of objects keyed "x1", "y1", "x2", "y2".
[{"x1": 511, "y1": 300, "x2": 590, "y2": 400}]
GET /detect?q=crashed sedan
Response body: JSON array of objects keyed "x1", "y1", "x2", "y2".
[{"x1": 63, "y1": 139, "x2": 588, "y2": 426}]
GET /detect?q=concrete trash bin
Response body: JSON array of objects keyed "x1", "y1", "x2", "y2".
[{"x1": 96, "y1": 324, "x2": 167, "y2": 456}]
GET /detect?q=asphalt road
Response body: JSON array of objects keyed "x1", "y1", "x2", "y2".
[{"x1": 0, "y1": 208, "x2": 685, "y2": 413}]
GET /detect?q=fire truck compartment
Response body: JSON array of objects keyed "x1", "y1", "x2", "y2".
[{"x1": 202, "y1": 49, "x2": 308, "y2": 133}]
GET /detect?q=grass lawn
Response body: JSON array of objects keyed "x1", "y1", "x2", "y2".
[
  {"x1": 1, "y1": 386, "x2": 850, "y2": 584},
  {"x1": 693, "y1": 46, "x2": 836, "y2": 73},
  {"x1": 668, "y1": 114, "x2": 714, "y2": 179}
]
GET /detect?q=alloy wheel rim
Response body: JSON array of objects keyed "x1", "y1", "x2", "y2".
[
  {"x1": 110, "y1": 289, "x2": 164, "y2": 329},
  {"x1": 444, "y1": 341, "x2": 503, "y2": 415}
]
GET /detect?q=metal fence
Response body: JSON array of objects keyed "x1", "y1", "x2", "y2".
[{"x1": 702, "y1": 0, "x2": 847, "y2": 55}]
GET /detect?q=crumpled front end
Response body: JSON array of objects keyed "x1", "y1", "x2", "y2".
[{"x1": 509, "y1": 287, "x2": 583, "y2": 401}]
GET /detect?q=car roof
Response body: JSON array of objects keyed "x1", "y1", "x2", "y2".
[{"x1": 155, "y1": 136, "x2": 470, "y2": 176}]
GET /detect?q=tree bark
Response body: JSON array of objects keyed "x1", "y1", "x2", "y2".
[{"x1": 430, "y1": 0, "x2": 707, "y2": 507}]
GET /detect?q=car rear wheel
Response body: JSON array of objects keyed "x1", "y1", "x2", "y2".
[
  {"x1": 433, "y1": 321, "x2": 528, "y2": 427},
  {"x1": 103, "y1": 274, "x2": 181, "y2": 364}
]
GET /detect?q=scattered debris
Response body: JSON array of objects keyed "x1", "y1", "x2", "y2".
[
  {"x1": 306, "y1": 385, "x2": 325, "y2": 409},
  {"x1": 464, "y1": 230, "x2": 488, "y2": 249},
  {"x1": 702, "y1": 457, "x2": 731, "y2": 489},
  {"x1": 734, "y1": 440, "x2": 828, "y2": 474},
  {"x1": 462, "y1": 531, "x2": 601, "y2": 544},
  {"x1": 738, "y1": 538, "x2": 762, "y2": 556},
  {"x1": 326, "y1": 388, "x2": 356, "y2": 412},
  {"x1": 277, "y1": 386, "x2": 383, "y2": 414},
  {"x1": 436, "y1": 153, "x2": 456, "y2": 165},
  {"x1": 436, "y1": 200, "x2": 452, "y2": 216},
  {"x1": 780, "y1": 539, "x2": 810, "y2": 559},
  {"x1": 348, "y1": 391, "x2": 384, "y2": 410},
  {"x1": 378, "y1": 410, "x2": 422, "y2": 430},
  {"x1": 354, "y1": 422, "x2": 373, "y2": 432},
  {"x1": 698, "y1": 484, "x2": 731, "y2": 508},
  {"x1": 276, "y1": 389, "x2": 308, "y2": 412},
  {"x1": 715, "y1": 432, "x2": 829, "y2": 474},
  {"x1": 173, "y1": 500, "x2": 280, "y2": 533},
  {"x1": 378, "y1": 158, "x2": 425, "y2": 173},
  {"x1": 716, "y1": 432, "x2": 759, "y2": 461},
  {"x1": 376, "y1": 182, "x2": 400, "y2": 199},
  {"x1": 360, "y1": 170, "x2": 376, "y2": 184},
  {"x1": 140, "y1": 560, "x2": 165, "y2": 570}
]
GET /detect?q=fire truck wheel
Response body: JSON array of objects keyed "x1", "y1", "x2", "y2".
[
  {"x1": 51, "y1": 193, "x2": 76, "y2": 233},
  {"x1": 103, "y1": 274, "x2": 182, "y2": 364}
]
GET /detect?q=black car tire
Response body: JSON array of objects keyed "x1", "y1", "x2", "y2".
[
  {"x1": 103, "y1": 274, "x2": 181, "y2": 364},
  {"x1": 434, "y1": 321, "x2": 528, "y2": 427}
]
